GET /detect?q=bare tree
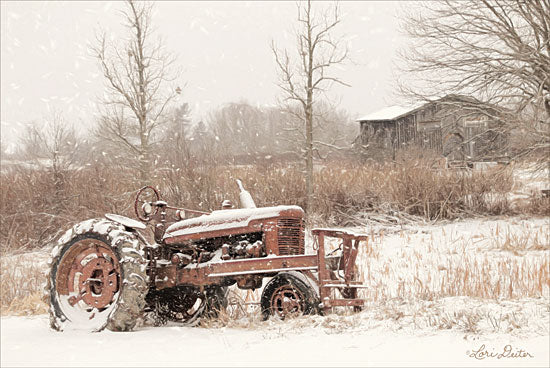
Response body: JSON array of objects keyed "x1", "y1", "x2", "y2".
[
  {"x1": 20, "y1": 111, "x2": 79, "y2": 207},
  {"x1": 272, "y1": 0, "x2": 349, "y2": 215},
  {"x1": 399, "y1": 0, "x2": 550, "y2": 162},
  {"x1": 92, "y1": 0, "x2": 179, "y2": 184},
  {"x1": 160, "y1": 103, "x2": 193, "y2": 169},
  {"x1": 281, "y1": 100, "x2": 355, "y2": 160},
  {"x1": 207, "y1": 102, "x2": 278, "y2": 161}
]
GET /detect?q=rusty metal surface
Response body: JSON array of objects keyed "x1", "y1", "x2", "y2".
[
  {"x1": 270, "y1": 284, "x2": 304, "y2": 318},
  {"x1": 277, "y1": 217, "x2": 304, "y2": 255},
  {"x1": 311, "y1": 228, "x2": 368, "y2": 240},
  {"x1": 163, "y1": 207, "x2": 304, "y2": 247},
  {"x1": 154, "y1": 254, "x2": 318, "y2": 290},
  {"x1": 56, "y1": 238, "x2": 121, "y2": 310},
  {"x1": 311, "y1": 228, "x2": 369, "y2": 314},
  {"x1": 164, "y1": 222, "x2": 263, "y2": 244},
  {"x1": 130, "y1": 186, "x2": 372, "y2": 320}
]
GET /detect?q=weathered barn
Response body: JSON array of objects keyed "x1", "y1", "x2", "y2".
[{"x1": 356, "y1": 95, "x2": 508, "y2": 162}]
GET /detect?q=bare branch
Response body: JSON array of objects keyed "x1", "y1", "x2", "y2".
[
  {"x1": 399, "y1": 0, "x2": 550, "y2": 162},
  {"x1": 92, "y1": 0, "x2": 179, "y2": 183},
  {"x1": 271, "y1": 0, "x2": 350, "y2": 213}
]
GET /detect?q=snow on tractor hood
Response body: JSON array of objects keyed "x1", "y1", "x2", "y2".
[{"x1": 163, "y1": 205, "x2": 304, "y2": 240}]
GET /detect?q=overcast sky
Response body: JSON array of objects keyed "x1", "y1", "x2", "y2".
[{"x1": 1, "y1": 1, "x2": 409, "y2": 150}]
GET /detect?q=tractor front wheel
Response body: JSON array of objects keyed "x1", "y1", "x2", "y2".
[{"x1": 260, "y1": 273, "x2": 319, "y2": 320}]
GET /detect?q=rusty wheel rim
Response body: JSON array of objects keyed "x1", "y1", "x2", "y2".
[
  {"x1": 55, "y1": 238, "x2": 121, "y2": 319},
  {"x1": 270, "y1": 285, "x2": 304, "y2": 319}
]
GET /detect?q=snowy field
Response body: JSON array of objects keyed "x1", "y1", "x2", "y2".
[
  {"x1": 1, "y1": 313, "x2": 549, "y2": 367},
  {"x1": 1, "y1": 216, "x2": 549, "y2": 367}
]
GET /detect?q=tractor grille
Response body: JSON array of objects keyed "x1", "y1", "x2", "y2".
[{"x1": 277, "y1": 218, "x2": 304, "y2": 255}]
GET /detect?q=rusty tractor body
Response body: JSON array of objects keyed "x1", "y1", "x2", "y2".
[{"x1": 46, "y1": 181, "x2": 369, "y2": 331}]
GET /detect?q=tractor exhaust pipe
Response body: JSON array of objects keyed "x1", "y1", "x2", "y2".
[{"x1": 236, "y1": 179, "x2": 256, "y2": 209}]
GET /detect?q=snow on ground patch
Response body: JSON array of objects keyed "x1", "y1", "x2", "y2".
[
  {"x1": 1, "y1": 314, "x2": 549, "y2": 367},
  {"x1": 513, "y1": 164, "x2": 549, "y2": 193}
]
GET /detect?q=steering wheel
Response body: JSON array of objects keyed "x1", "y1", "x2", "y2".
[{"x1": 134, "y1": 186, "x2": 160, "y2": 222}]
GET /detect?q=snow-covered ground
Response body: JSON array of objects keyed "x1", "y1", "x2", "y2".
[
  {"x1": 513, "y1": 164, "x2": 549, "y2": 193},
  {"x1": 507, "y1": 163, "x2": 550, "y2": 207},
  {"x1": 1, "y1": 314, "x2": 549, "y2": 367},
  {"x1": 1, "y1": 216, "x2": 549, "y2": 367}
]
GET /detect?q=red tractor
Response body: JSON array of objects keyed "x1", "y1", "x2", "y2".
[{"x1": 46, "y1": 180, "x2": 368, "y2": 331}]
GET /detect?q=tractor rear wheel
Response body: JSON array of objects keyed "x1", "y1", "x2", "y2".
[
  {"x1": 145, "y1": 286, "x2": 228, "y2": 326},
  {"x1": 46, "y1": 219, "x2": 148, "y2": 332},
  {"x1": 260, "y1": 272, "x2": 319, "y2": 320}
]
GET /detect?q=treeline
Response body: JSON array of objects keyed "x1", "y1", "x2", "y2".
[{"x1": 2, "y1": 99, "x2": 357, "y2": 171}]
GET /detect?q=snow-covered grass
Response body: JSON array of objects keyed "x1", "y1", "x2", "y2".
[
  {"x1": 0, "y1": 251, "x2": 49, "y2": 315},
  {"x1": 508, "y1": 162, "x2": 550, "y2": 215},
  {"x1": 350, "y1": 217, "x2": 550, "y2": 302},
  {"x1": 512, "y1": 163, "x2": 549, "y2": 194},
  {"x1": 205, "y1": 217, "x2": 549, "y2": 336},
  {"x1": 2, "y1": 217, "x2": 548, "y2": 321},
  {"x1": 202, "y1": 294, "x2": 549, "y2": 338}
]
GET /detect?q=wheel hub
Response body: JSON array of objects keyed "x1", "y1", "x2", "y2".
[
  {"x1": 271, "y1": 285, "x2": 304, "y2": 318},
  {"x1": 72, "y1": 256, "x2": 118, "y2": 308},
  {"x1": 57, "y1": 239, "x2": 121, "y2": 311}
]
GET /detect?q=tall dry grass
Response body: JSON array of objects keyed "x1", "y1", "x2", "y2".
[
  {"x1": 351, "y1": 223, "x2": 550, "y2": 303},
  {"x1": 0, "y1": 253, "x2": 48, "y2": 315},
  {"x1": 3, "y1": 157, "x2": 545, "y2": 253}
]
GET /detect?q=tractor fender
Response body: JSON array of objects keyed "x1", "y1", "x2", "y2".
[{"x1": 104, "y1": 214, "x2": 147, "y2": 230}]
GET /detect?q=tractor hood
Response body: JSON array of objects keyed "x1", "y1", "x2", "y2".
[{"x1": 163, "y1": 205, "x2": 304, "y2": 242}]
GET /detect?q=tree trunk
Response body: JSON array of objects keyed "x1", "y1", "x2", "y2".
[
  {"x1": 305, "y1": 105, "x2": 313, "y2": 216},
  {"x1": 138, "y1": 143, "x2": 150, "y2": 186},
  {"x1": 305, "y1": 0, "x2": 314, "y2": 217}
]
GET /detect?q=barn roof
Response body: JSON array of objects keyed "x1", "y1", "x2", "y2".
[
  {"x1": 357, "y1": 95, "x2": 487, "y2": 123},
  {"x1": 357, "y1": 103, "x2": 424, "y2": 122}
]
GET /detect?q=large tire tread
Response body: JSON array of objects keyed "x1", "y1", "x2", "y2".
[{"x1": 45, "y1": 218, "x2": 148, "y2": 332}]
